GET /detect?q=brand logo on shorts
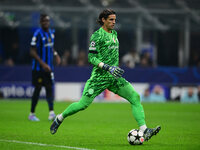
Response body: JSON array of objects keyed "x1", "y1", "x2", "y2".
[{"x1": 38, "y1": 78, "x2": 42, "y2": 83}]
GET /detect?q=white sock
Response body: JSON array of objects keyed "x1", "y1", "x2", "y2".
[
  {"x1": 49, "y1": 111, "x2": 55, "y2": 115},
  {"x1": 57, "y1": 114, "x2": 64, "y2": 122},
  {"x1": 30, "y1": 112, "x2": 34, "y2": 116},
  {"x1": 140, "y1": 125, "x2": 147, "y2": 132}
]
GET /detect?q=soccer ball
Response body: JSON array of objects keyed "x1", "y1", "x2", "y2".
[{"x1": 127, "y1": 129, "x2": 145, "y2": 145}]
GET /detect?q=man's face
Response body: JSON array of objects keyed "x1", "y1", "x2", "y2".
[
  {"x1": 102, "y1": 14, "x2": 116, "y2": 30},
  {"x1": 40, "y1": 16, "x2": 50, "y2": 29},
  {"x1": 188, "y1": 88, "x2": 194, "y2": 97}
]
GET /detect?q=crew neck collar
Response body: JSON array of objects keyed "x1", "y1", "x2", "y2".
[{"x1": 101, "y1": 27, "x2": 113, "y2": 34}]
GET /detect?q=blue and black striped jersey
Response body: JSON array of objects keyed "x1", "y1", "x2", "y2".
[{"x1": 30, "y1": 28, "x2": 55, "y2": 71}]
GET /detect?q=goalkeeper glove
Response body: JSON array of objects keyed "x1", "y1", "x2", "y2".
[{"x1": 102, "y1": 64, "x2": 124, "y2": 79}]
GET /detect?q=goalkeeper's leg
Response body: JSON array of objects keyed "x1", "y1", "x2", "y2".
[
  {"x1": 62, "y1": 95, "x2": 94, "y2": 118},
  {"x1": 50, "y1": 79, "x2": 106, "y2": 134},
  {"x1": 61, "y1": 78, "x2": 106, "y2": 118},
  {"x1": 115, "y1": 82, "x2": 146, "y2": 127},
  {"x1": 50, "y1": 95, "x2": 94, "y2": 134},
  {"x1": 111, "y1": 79, "x2": 161, "y2": 141}
]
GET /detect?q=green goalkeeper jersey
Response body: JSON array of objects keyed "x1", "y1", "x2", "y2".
[{"x1": 88, "y1": 27, "x2": 119, "y2": 79}]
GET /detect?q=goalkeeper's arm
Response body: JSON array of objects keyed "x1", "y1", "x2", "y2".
[
  {"x1": 88, "y1": 52, "x2": 124, "y2": 78},
  {"x1": 98, "y1": 62, "x2": 124, "y2": 79}
]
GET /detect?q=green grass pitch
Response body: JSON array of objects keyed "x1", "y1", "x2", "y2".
[{"x1": 0, "y1": 100, "x2": 200, "y2": 150}]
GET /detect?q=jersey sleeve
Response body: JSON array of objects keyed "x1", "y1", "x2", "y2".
[
  {"x1": 30, "y1": 30, "x2": 40, "y2": 48},
  {"x1": 88, "y1": 32, "x2": 102, "y2": 66}
]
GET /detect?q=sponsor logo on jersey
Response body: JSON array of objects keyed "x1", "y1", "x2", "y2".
[
  {"x1": 108, "y1": 45, "x2": 119, "y2": 50},
  {"x1": 48, "y1": 37, "x2": 51, "y2": 42},
  {"x1": 44, "y1": 42, "x2": 54, "y2": 47}
]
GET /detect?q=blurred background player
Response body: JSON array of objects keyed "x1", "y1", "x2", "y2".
[
  {"x1": 141, "y1": 88, "x2": 151, "y2": 102},
  {"x1": 122, "y1": 49, "x2": 140, "y2": 68},
  {"x1": 180, "y1": 87, "x2": 199, "y2": 103},
  {"x1": 149, "y1": 85, "x2": 166, "y2": 102},
  {"x1": 197, "y1": 85, "x2": 200, "y2": 102},
  {"x1": 29, "y1": 14, "x2": 61, "y2": 121},
  {"x1": 50, "y1": 9, "x2": 160, "y2": 142}
]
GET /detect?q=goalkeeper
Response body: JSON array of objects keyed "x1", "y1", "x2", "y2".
[{"x1": 50, "y1": 9, "x2": 161, "y2": 141}]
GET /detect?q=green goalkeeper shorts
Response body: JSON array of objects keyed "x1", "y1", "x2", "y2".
[{"x1": 82, "y1": 77, "x2": 130, "y2": 99}]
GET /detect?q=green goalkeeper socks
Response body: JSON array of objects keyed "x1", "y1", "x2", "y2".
[{"x1": 62, "y1": 96, "x2": 93, "y2": 118}]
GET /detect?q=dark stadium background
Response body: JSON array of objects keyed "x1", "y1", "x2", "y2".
[{"x1": 0, "y1": 0, "x2": 200, "y2": 101}]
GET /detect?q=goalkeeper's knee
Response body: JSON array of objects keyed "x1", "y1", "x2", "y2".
[
  {"x1": 78, "y1": 102, "x2": 89, "y2": 111},
  {"x1": 78, "y1": 97, "x2": 93, "y2": 111}
]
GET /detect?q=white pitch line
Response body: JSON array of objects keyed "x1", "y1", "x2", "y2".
[{"x1": 0, "y1": 139, "x2": 95, "y2": 150}]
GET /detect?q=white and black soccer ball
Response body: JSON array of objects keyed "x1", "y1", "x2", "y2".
[{"x1": 127, "y1": 129, "x2": 145, "y2": 145}]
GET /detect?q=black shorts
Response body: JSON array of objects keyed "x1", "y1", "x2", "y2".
[{"x1": 32, "y1": 71, "x2": 54, "y2": 86}]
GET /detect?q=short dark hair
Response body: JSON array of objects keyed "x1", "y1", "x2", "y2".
[
  {"x1": 40, "y1": 13, "x2": 49, "y2": 21},
  {"x1": 97, "y1": 9, "x2": 116, "y2": 25}
]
